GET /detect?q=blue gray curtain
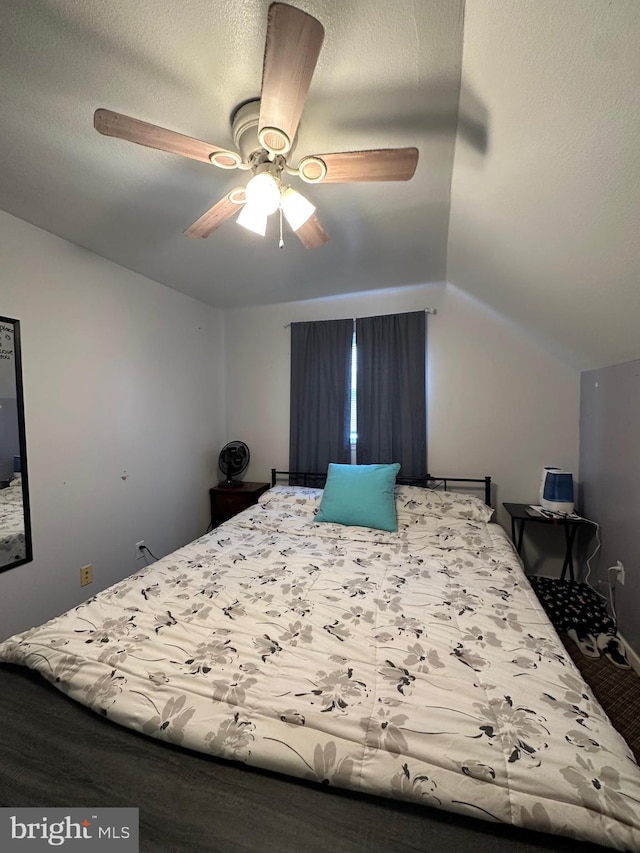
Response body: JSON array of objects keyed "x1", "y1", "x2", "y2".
[
  {"x1": 289, "y1": 319, "x2": 353, "y2": 483},
  {"x1": 356, "y1": 311, "x2": 427, "y2": 477}
]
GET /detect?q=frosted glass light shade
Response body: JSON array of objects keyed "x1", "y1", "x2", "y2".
[
  {"x1": 236, "y1": 203, "x2": 268, "y2": 236},
  {"x1": 281, "y1": 186, "x2": 316, "y2": 231},
  {"x1": 245, "y1": 172, "x2": 280, "y2": 215}
]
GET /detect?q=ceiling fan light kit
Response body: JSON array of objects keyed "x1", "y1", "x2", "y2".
[
  {"x1": 236, "y1": 202, "x2": 269, "y2": 237},
  {"x1": 94, "y1": 2, "x2": 419, "y2": 249},
  {"x1": 245, "y1": 166, "x2": 282, "y2": 215},
  {"x1": 235, "y1": 153, "x2": 316, "y2": 237},
  {"x1": 281, "y1": 186, "x2": 316, "y2": 231}
]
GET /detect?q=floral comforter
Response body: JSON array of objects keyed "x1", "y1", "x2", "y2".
[
  {"x1": 1, "y1": 485, "x2": 639, "y2": 851},
  {"x1": 0, "y1": 481, "x2": 25, "y2": 564}
]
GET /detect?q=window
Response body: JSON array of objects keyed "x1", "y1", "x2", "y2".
[
  {"x1": 288, "y1": 318, "x2": 353, "y2": 478},
  {"x1": 349, "y1": 328, "x2": 358, "y2": 462},
  {"x1": 290, "y1": 311, "x2": 427, "y2": 477}
]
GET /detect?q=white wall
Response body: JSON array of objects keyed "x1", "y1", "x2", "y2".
[
  {"x1": 0, "y1": 205, "x2": 582, "y2": 642},
  {"x1": 580, "y1": 361, "x2": 640, "y2": 658},
  {"x1": 448, "y1": 1, "x2": 640, "y2": 371},
  {"x1": 224, "y1": 282, "x2": 580, "y2": 531},
  {"x1": 0, "y1": 211, "x2": 226, "y2": 640}
]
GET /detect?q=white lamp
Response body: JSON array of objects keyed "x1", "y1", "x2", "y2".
[
  {"x1": 281, "y1": 186, "x2": 316, "y2": 231},
  {"x1": 235, "y1": 163, "x2": 315, "y2": 241},
  {"x1": 245, "y1": 169, "x2": 281, "y2": 215},
  {"x1": 236, "y1": 203, "x2": 268, "y2": 236}
]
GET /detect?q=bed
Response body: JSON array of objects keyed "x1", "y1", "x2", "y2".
[
  {"x1": 1, "y1": 471, "x2": 640, "y2": 852},
  {"x1": 0, "y1": 477, "x2": 26, "y2": 565}
]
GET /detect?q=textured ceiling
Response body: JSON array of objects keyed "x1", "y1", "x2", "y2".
[
  {"x1": 0, "y1": 0, "x2": 464, "y2": 307},
  {"x1": 1, "y1": 1, "x2": 639, "y2": 370}
]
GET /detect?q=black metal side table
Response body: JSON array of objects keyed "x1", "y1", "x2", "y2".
[{"x1": 502, "y1": 502, "x2": 594, "y2": 582}]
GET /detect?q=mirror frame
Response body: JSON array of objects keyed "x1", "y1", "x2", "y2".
[{"x1": 0, "y1": 315, "x2": 32, "y2": 572}]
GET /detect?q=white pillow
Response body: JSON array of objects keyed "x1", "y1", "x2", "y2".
[
  {"x1": 258, "y1": 485, "x2": 323, "y2": 512},
  {"x1": 395, "y1": 484, "x2": 493, "y2": 524}
]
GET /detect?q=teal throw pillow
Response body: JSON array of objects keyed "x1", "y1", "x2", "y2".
[{"x1": 316, "y1": 463, "x2": 401, "y2": 532}]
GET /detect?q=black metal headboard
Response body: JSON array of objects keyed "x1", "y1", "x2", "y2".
[{"x1": 270, "y1": 469, "x2": 492, "y2": 507}]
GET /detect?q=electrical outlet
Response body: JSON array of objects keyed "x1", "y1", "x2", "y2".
[
  {"x1": 136, "y1": 540, "x2": 145, "y2": 560},
  {"x1": 80, "y1": 564, "x2": 93, "y2": 586}
]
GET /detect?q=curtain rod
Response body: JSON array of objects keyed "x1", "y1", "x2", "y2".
[{"x1": 283, "y1": 308, "x2": 437, "y2": 328}]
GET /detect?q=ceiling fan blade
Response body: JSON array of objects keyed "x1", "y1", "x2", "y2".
[
  {"x1": 259, "y1": 3, "x2": 324, "y2": 153},
  {"x1": 184, "y1": 190, "x2": 245, "y2": 238},
  {"x1": 294, "y1": 213, "x2": 329, "y2": 249},
  {"x1": 94, "y1": 109, "x2": 240, "y2": 168},
  {"x1": 300, "y1": 148, "x2": 419, "y2": 183}
]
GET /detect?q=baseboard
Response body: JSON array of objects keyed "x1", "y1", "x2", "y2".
[{"x1": 619, "y1": 632, "x2": 640, "y2": 676}]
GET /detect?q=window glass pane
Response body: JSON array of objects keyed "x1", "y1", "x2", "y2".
[{"x1": 349, "y1": 330, "x2": 357, "y2": 444}]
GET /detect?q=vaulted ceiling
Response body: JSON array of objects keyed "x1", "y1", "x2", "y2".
[{"x1": 1, "y1": 1, "x2": 639, "y2": 370}]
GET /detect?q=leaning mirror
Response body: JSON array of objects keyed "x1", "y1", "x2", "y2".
[{"x1": 0, "y1": 316, "x2": 32, "y2": 570}]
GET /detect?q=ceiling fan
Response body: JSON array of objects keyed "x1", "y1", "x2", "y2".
[{"x1": 94, "y1": 2, "x2": 419, "y2": 249}]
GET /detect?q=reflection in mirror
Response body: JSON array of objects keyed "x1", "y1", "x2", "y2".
[{"x1": 0, "y1": 316, "x2": 32, "y2": 571}]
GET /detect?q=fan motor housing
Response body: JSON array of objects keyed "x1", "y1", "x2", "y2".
[{"x1": 232, "y1": 99, "x2": 297, "y2": 162}]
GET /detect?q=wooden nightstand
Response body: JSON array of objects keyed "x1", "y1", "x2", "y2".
[{"x1": 209, "y1": 482, "x2": 270, "y2": 528}]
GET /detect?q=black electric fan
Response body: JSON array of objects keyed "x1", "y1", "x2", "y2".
[{"x1": 218, "y1": 441, "x2": 250, "y2": 487}]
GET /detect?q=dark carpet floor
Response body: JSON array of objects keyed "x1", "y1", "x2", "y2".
[
  {"x1": 560, "y1": 632, "x2": 640, "y2": 761},
  {"x1": 0, "y1": 663, "x2": 612, "y2": 853}
]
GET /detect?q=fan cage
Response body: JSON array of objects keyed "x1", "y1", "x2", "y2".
[{"x1": 218, "y1": 441, "x2": 250, "y2": 488}]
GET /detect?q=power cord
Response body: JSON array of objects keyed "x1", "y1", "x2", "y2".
[
  {"x1": 607, "y1": 565, "x2": 620, "y2": 622},
  {"x1": 581, "y1": 519, "x2": 621, "y2": 620},
  {"x1": 582, "y1": 520, "x2": 605, "y2": 600},
  {"x1": 140, "y1": 543, "x2": 159, "y2": 562}
]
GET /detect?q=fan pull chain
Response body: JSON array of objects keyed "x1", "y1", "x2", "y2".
[{"x1": 279, "y1": 206, "x2": 284, "y2": 249}]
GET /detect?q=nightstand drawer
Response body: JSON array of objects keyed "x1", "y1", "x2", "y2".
[
  {"x1": 215, "y1": 493, "x2": 247, "y2": 518},
  {"x1": 209, "y1": 482, "x2": 269, "y2": 527}
]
